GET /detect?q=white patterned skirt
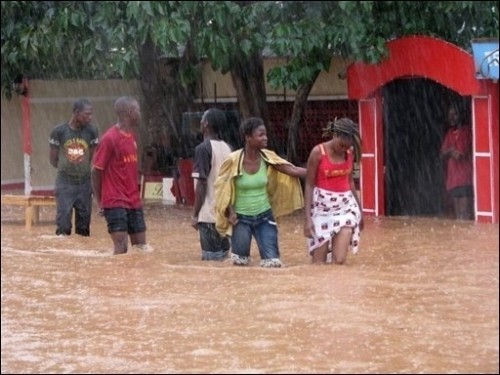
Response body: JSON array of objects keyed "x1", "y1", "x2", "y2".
[{"x1": 307, "y1": 187, "x2": 361, "y2": 256}]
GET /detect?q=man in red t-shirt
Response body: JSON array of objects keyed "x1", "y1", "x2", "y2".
[
  {"x1": 440, "y1": 106, "x2": 473, "y2": 220},
  {"x1": 91, "y1": 96, "x2": 152, "y2": 254}
]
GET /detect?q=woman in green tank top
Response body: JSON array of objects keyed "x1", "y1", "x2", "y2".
[{"x1": 215, "y1": 117, "x2": 306, "y2": 268}]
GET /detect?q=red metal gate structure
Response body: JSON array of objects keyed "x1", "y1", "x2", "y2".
[{"x1": 347, "y1": 35, "x2": 499, "y2": 223}]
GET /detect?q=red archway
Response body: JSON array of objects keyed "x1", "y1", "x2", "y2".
[{"x1": 347, "y1": 35, "x2": 499, "y2": 223}]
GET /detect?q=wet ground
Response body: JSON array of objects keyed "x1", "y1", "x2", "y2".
[{"x1": 1, "y1": 201, "x2": 499, "y2": 374}]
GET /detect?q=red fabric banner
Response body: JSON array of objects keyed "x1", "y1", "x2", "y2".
[{"x1": 21, "y1": 79, "x2": 31, "y2": 155}]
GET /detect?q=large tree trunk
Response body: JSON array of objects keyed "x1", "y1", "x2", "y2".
[
  {"x1": 286, "y1": 70, "x2": 320, "y2": 165},
  {"x1": 138, "y1": 38, "x2": 197, "y2": 160},
  {"x1": 230, "y1": 51, "x2": 275, "y2": 149},
  {"x1": 138, "y1": 38, "x2": 168, "y2": 151}
]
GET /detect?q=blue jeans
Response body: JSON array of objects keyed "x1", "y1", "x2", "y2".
[
  {"x1": 55, "y1": 179, "x2": 92, "y2": 236},
  {"x1": 231, "y1": 209, "x2": 279, "y2": 260}
]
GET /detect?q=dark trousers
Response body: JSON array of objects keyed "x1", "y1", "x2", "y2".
[{"x1": 55, "y1": 179, "x2": 92, "y2": 236}]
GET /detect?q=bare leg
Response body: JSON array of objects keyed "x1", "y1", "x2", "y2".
[
  {"x1": 130, "y1": 232, "x2": 153, "y2": 253},
  {"x1": 130, "y1": 231, "x2": 146, "y2": 246},
  {"x1": 454, "y1": 197, "x2": 471, "y2": 220},
  {"x1": 110, "y1": 231, "x2": 129, "y2": 255},
  {"x1": 311, "y1": 242, "x2": 329, "y2": 264},
  {"x1": 452, "y1": 198, "x2": 460, "y2": 220},
  {"x1": 461, "y1": 196, "x2": 473, "y2": 220},
  {"x1": 332, "y1": 228, "x2": 352, "y2": 264},
  {"x1": 467, "y1": 196, "x2": 474, "y2": 220}
]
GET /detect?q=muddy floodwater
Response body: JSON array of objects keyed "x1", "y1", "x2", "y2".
[{"x1": 1, "y1": 201, "x2": 498, "y2": 374}]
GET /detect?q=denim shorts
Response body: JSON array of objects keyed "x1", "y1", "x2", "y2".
[
  {"x1": 449, "y1": 185, "x2": 473, "y2": 198},
  {"x1": 198, "y1": 222, "x2": 230, "y2": 261},
  {"x1": 231, "y1": 209, "x2": 279, "y2": 260},
  {"x1": 103, "y1": 208, "x2": 146, "y2": 234}
]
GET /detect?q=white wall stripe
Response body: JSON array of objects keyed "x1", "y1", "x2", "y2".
[
  {"x1": 29, "y1": 95, "x2": 128, "y2": 104},
  {"x1": 1, "y1": 179, "x2": 24, "y2": 185}
]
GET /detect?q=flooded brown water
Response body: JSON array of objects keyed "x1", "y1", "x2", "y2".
[{"x1": 1, "y1": 201, "x2": 498, "y2": 374}]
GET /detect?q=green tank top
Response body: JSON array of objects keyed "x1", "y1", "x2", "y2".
[{"x1": 234, "y1": 159, "x2": 271, "y2": 215}]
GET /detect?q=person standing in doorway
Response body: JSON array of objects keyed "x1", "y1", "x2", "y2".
[
  {"x1": 49, "y1": 98, "x2": 99, "y2": 236},
  {"x1": 91, "y1": 96, "x2": 151, "y2": 255},
  {"x1": 191, "y1": 108, "x2": 233, "y2": 261},
  {"x1": 303, "y1": 117, "x2": 363, "y2": 265},
  {"x1": 440, "y1": 105, "x2": 473, "y2": 220},
  {"x1": 214, "y1": 117, "x2": 306, "y2": 268}
]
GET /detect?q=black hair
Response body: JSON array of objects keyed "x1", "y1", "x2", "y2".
[
  {"x1": 204, "y1": 108, "x2": 227, "y2": 135},
  {"x1": 240, "y1": 117, "x2": 265, "y2": 141},
  {"x1": 114, "y1": 96, "x2": 138, "y2": 117},
  {"x1": 322, "y1": 117, "x2": 362, "y2": 162},
  {"x1": 73, "y1": 98, "x2": 91, "y2": 113}
]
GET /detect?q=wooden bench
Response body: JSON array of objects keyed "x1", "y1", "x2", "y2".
[{"x1": 1, "y1": 194, "x2": 57, "y2": 229}]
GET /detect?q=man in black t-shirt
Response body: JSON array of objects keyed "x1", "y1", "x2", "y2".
[
  {"x1": 191, "y1": 108, "x2": 232, "y2": 260},
  {"x1": 49, "y1": 98, "x2": 99, "y2": 236}
]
